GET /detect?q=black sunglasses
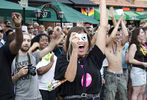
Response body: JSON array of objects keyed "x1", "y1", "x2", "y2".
[
  {"x1": 0, "y1": 30, "x2": 3, "y2": 33},
  {"x1": 28, "y1": 27, "x2": 33, "y2": 30}
]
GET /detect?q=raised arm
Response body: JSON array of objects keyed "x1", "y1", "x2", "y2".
[
  {"x1": 109, "y1": 7, "x2": 117, "y2": 27},
  {"x1": 121, "y1": 20, "x2": 129, "y2": 45},
  {"x1": 91, "y1": 27, "x2": 99, "y2": 48},
  {"x1": 28, "y1": 42, "x2": 40, "y2": 53},
  {"x1": 106, "y1": 15, "x2": 123, "y2": 46},
  {"x1": 39, "y1": 36, "x2": 59, "y2": 58},
  {"x1": 64, "y1": 33, "x2": 79, "y2": 82},
  {"x1": 10, "y1": 13, "x2": 23, "y2": 54},
  {"x1": 95, "y1": 0, "x2": 108, "y2": 53}
]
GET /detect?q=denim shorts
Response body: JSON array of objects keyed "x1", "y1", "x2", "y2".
[
  {"x1": 130, "y1": 66, "x2": 146, "y2": 86},
  {"x1": 145, "y1": 72, "x2": 147, "y2": 94}
]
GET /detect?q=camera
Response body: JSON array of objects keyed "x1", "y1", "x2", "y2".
[
  {"x1": 28, "y1": 64, "x2": 36, "y2": 76},
  {"x1": 76, "y1": 33, "x2": 88, "y2": 42}
]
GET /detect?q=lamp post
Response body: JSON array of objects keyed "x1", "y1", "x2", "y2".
[
  {"x1": 59, "y1": 11, "x2": 64, "y2": 28},
  {"x1": 22, "y1": 7, "x2": 26, "y2": 25},
  {"x1": 19, "y1": 0, "x2": 28, "y2": 25},
  {"x1": 35, "y1": 9, "x2": 41, "y2": 23}
]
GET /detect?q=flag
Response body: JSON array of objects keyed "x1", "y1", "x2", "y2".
[
  {"x1": 81, "y1": 8, "x2": 87, "y2": 15},
  {"x1": 81, "y1": 8, "x2": 95, "y2": 19},
  {"x1": 88, "y1": 8, "x2": 95, "y2": 18}
]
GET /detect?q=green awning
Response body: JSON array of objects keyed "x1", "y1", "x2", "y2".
[
  {"x1": 36, "y1": 7, "x2": 60, "y2": 22},
  {"x1": 137, "y1": 15, "x2": 147, "y2": 19},
  {"x1": 94, "y1": 8, "x2": 127, "y2": 21},
  {"x1": 39, "y1": 18, "x2": 60, "y2": 22},
  {"x1": 38, "y1": 1, "x2": 99, "y2": 24},
  {"x1": 0, "y1": 0, "x2": 38, "y2": 18},
  {"x1": 124, "y1": 11, "x2": 139, "y2": 20},
  {"x1": 6, "y1": 16, "x2": 36, "y2": 21},
  {"x1": 135, "y1": 11, "x2": 147, "y2": 20},
  {"x1": 135, "y1": 11, "x2": 146, "y2": 16}
]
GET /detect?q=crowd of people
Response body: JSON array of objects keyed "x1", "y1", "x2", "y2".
[{"x1": 0, "y1": 0, "x2": 147, "y2": 100}]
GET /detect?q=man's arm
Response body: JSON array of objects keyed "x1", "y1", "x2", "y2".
[
  {"x1": 109, "y1": 7, "x2": 117, "y2": 27},
  {"x1": 121, "y1": 20, "x2": 129, "y2": 45},
  {"x1": 10, "y1": 13, "x2": 23, "y2": 54},
  {"x1": 12, "y1": 66, "x2": 28, "y2": 83},
  {"x1": 106, "y1": 15, "x2": 123, "y2": 46}
]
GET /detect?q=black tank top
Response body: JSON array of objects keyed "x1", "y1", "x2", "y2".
[{"x1": 132, "y1": 47, "x2": 146, "y2": 70}]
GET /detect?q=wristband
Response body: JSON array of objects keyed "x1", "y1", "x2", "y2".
[
  {"x1": 15, "y1": 25, "x2": 21, "y2": 28},
  {"x1": 138, "y1": 61, "x2": 141, "y2": 65}
]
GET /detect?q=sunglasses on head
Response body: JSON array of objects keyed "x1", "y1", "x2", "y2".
[
  {"x1": 0, "y1": 30, "x2": 3, "y2": 33},
  {"x1": 28, "y1": 27, "x2": 33, "y2": 29}
]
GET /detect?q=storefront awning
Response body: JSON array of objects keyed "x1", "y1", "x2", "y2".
[
  {"x1": 0, "y1": 0, "x2": 38, "y2": 19},
  {"x1": 94, "y1": 8, "x2": 143, "y2": 21},
  {"x1": 124, "y1": 11, "x2": 139, "y2": 20},
  {"x1": 135, "y1": 11, "x2": 147, "y2": 20},
  {"x1": 94, "y1": 8, "x2": 127, "y2": 21},
  {"x1": 38, "y1": 1, "x2": 99, "y2": 24}
]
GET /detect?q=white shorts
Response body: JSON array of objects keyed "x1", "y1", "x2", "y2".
[{"x1": 130, "y1": 67, "x2": 146, "y2": 86}]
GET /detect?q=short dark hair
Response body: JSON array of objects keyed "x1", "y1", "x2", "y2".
[
  {"x1": 31, "y1": 34, "x2": 49, "y2": 46},
  {"x1": 5, "y1": 29, "x2": 13, "y2": 36},
  {"x1": 107, "y1": 27, "x2": 122, "y2": 36}
]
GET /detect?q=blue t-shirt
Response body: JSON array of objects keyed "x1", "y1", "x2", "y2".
[{"x1": 122, "y1": 42, "x2": 129, "y2": 69}]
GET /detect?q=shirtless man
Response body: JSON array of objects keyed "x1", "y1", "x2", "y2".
[{"x1": 103, "y1": 15, "x2": 128, "y2": 100}]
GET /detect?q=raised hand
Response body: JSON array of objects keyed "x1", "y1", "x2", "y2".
[
  {"x1": 28, "y1": 42, "x2": 40, "y2": 53},
  {"x1": 70, "y1": 32, "x2": 79, "y2": 50},
  {"x1": 76, "y1": 21, "x2": 84, "y2": 27},
  {"x1": 109, "y1": 7, "x2": 114, "y2": 18},
  {"x1": 32, "y1": 42, "x2": 40, "y2": 49},
  {"x1": 12, "y1": 12, "x2": 22, "y2": 27}
]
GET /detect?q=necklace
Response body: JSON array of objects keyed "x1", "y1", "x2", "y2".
[
  {"x1": 112, "y1": 42, "x2": 118, "y2": 55},
  {"x1": 140, "y1": 44, "x2": 147, "y2": 55}
]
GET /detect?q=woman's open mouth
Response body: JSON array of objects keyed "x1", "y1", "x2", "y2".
[{"x1": 79, "y1": 45, "x2": 85, "y2": 52}]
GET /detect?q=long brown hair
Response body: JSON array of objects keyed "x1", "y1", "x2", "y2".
[
  {"x1": 65, "y1": 26, "x2": 91, "y2": 57},
  {"x1": 129, "y1": 27, "x2": 143, "y2": 49}
]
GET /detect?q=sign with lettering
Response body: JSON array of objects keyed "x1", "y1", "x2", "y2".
[
  {"x1": 19, "y1": 0, "x2": 28, "y2": 8},
  {"x1": 40, "y1": 4, "x2": 60, "y2": 19}
]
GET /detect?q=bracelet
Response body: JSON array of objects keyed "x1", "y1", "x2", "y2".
[
  {"x1": 138, "y1": 61, "x2": 141, "y2": 65},
  {"x1": 15, "y1": 25, "x2": 21, "y2": 29}
]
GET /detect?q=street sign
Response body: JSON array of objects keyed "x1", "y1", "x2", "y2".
[{"x1": 19, "y1": 0, "x2": 28, "y2": 8}]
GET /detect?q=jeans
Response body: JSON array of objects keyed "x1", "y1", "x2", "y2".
[{"x1": 103, "y1": 71, "x2": 127, "y2": 100}]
